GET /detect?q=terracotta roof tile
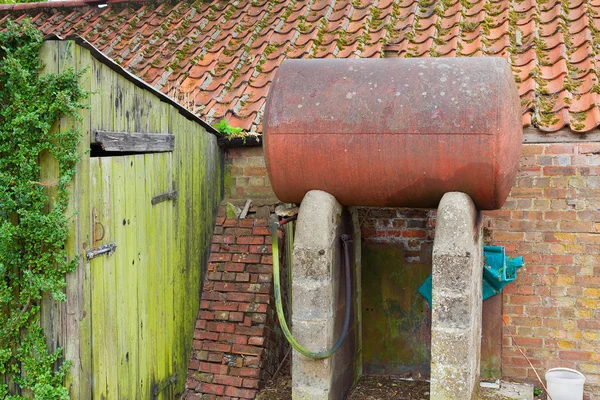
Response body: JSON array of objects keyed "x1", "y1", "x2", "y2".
[{"x1": 2, "y1": 0, "x2": 600, "y2": 133}]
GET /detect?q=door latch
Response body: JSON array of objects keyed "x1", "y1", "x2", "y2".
[{"x1": 86, "y1": 242, "x2": 117, "y2": 261}]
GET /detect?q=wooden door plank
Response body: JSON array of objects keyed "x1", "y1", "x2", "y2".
[
  {"x1": 136, "y1": 154, "x2": 150, "y2": 399},
  {"x1": 481, "y1": 294, "x2": 502, "y2": 380},
  {"x1": 146, "y1": 89, "x2": 165, "y2": 398},
  {"x1": 124, "y1": 155, "x2": 141, "y2": 396},
  {"x1": 163, "y1": 153, "x2": 175, "y2": 398},
  {"x1": 145, "y1": 153, "x2": 160, "y2": 395},
  {"x1": 156, "y1": 153, "x2": 168, "y2": 399},
  {"x1": 111, "y1": 156, "x2": 129, "y2": 397},
  {"x1": 161, "y1": 100, "x2": 176, "y2": 398},
  {"x1": 101, "y1": 156, "x2": 119, "y2": 398},
  {"x1": 120, "y1": 73, "x2": 141, "y2": 398},
  {"x1": 172, "y1": 113, "x2": 189, "y2": 394},
  {"x1": 39, "y1": 38, "x2": 62, "y2": 361},
  {"x1": 89, "y1": 157, "x2": 107, "y2": 399},
  {"x1": 98, "y1": 59, "x2": 119, "y2": 395},
  {"x1": 65, "y1": 42, "x2": 93, "y2": 399},
  {"x1": 187, "y1": 121, "x2": 203, "y2": 382}
]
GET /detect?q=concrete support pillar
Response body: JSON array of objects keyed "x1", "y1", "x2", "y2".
[
  {"x1": 431, "y1": 192, "x2": 483, "y2": 400},
  {"x1": 291, "y1": 190, "x2": 360, "y2": 400}
]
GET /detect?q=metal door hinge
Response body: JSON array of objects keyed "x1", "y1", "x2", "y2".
[
  {"x1": 86, "y1": 242, "x2": 117, "y2": 261},
  {"x1": 153, "y1": 373, "x2": 178, "y2": 396},
  {"x1": 151, "y1": 190, "x2": 178, "y2": 205}
]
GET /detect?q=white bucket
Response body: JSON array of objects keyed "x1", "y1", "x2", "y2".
[{"x1": 545, "y1": 368, "x2": 585, "y2": 400}]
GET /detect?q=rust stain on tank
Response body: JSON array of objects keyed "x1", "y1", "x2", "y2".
[{"x1": 263, "y1": 58, "x2": 522, "y2": 210}]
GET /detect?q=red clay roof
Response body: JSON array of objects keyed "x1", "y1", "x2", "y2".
[{"x1": 2, "y1": 0, "x2": 599, "y2": 134}]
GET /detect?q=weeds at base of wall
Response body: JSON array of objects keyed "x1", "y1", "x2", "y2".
[{"x1": 0, "y1": 19, "x2": 87, "y2": 398}]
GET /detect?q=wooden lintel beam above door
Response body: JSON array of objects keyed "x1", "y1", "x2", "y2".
[{"x1": 92, "y1": 130, "x2": 175, "y2": 153}]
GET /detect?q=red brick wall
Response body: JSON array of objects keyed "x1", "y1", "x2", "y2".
[
  {"x1": 487, "y1": 143, "x2": 599, "y2": 399},
  {"x1": 184, "y1": 206, "x2": 286, "y2": 399},
  {"x1": 358, "y1": 208, "x2": 436, "y2": 263},
  {"x1": 220, "y1": 141, "x2": 600, "y2": 398}
]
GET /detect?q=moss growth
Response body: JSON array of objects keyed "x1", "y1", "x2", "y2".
[
  {"x1": 335, "y1": 28, "x2": 348, "y2": 50},
  {"x1": 309, "y1": 18, "x2": 327, "y2": 57},
  {"x1": 297, "y1": 15, "x2": 309, "y2": 32},
  {"x1": 281, "y1": 0, "x2": 296, "y2": 22},
  {"x1": 223, "y1": 4, "x2": 237, "y2": 21},
  {"x1": 369, "y1": 7, "x2": 383, "y2": 30}
]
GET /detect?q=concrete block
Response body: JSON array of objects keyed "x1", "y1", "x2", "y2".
[
  {"x1": 291, "y1": 319, "x2": 333, "y2": 353},
  {"x1": 432, "y1": 192, "x2": 479, "y2": 258},
  {"x1": 291, "y1": 278, "x2": 333, "y2": 321},
  {"x1": 294, "y1": 190, "x2": 342, "y2": 249},
  {"x1": 292, "y1": 248, "x2": 334, "y2": 279},
  {"x1": 431, "y1": 192, "x2": 483, "y2": 400},
  {"x1": 432, "y1": 255, "x2": 475, "y2": 293},
  {"x1": 431, "y1": 328, "x2": 478, "y2": 370},
  {"x1": 431, "y1": 294, "x2": 474, "y2": 329},
  {"x1": 291, "y1": 190, "x2": 359, "y2": 400},
  {"x1": 479, "y1": 381, "x2": 534, "y2": 400}
]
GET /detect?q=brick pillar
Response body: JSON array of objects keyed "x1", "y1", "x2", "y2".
[
  {"x1": 430, "y1": 192, "x2": 483, "y2": 400},
  {"x1": 183, "y1": 205, "x2": 285, "y2": 400}
]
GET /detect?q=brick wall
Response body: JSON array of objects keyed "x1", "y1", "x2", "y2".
[
  {"x1": 220, "y1": 141, "x2": 600, "y2": 398},
  {"x1": 358, "y1": 208, "x2": 437, "y2": 263},
  {"x1": 487, "y1": 143, "x2": 599, "y2": 399},
  {"x1": 224, "y1": 146, "x2": 277, "y2": 205},
  {"x1": 184, "y1": 205, "x2": 287, "y2": 399}
]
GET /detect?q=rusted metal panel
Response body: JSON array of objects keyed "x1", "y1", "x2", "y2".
[{"x1": 264, "y1": 58, "x2": 522, "y2": 210}]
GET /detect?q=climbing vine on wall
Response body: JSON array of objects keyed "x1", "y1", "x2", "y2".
[{"x1": 0, "y1": 20, "x2": 87, "y2": 398}]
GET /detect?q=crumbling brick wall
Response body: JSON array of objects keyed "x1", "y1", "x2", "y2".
[{"x1": 184, "y1": 205, "x2": 287, "y2": 399}]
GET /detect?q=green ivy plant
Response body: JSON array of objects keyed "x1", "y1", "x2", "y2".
[{"x1": 0, "y1": 19, "x2": 87, "y2": 398}]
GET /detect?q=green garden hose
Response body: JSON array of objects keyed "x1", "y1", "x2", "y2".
[{"x1": 271, "y1": 219, "x2": 352, "y2": 359}]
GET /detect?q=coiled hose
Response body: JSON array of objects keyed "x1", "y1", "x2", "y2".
[{"x1": 271, "y1": 219, "x2": 352, "y2": 359}]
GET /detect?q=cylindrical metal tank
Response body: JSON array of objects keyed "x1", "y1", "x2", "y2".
[{"x1": 264, "y1": 58, "x2": 522, "y2": 210}]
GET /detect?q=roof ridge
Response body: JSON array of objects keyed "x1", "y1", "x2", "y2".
[{"x1": 0, "y1": 0, "x2": 146, "y2": 12}]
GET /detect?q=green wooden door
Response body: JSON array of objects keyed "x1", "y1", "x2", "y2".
[{"x1": 88, "y1": 153, "x2": 177, "y2": 399}]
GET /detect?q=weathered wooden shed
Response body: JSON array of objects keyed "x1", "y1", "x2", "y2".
[{"x1": 38, "y1": 36, "x2": 223, "y2": 399}]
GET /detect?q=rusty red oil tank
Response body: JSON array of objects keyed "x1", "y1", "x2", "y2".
[{"x1": 263, "y1": 58, "x2": 522, "y2": 210}]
